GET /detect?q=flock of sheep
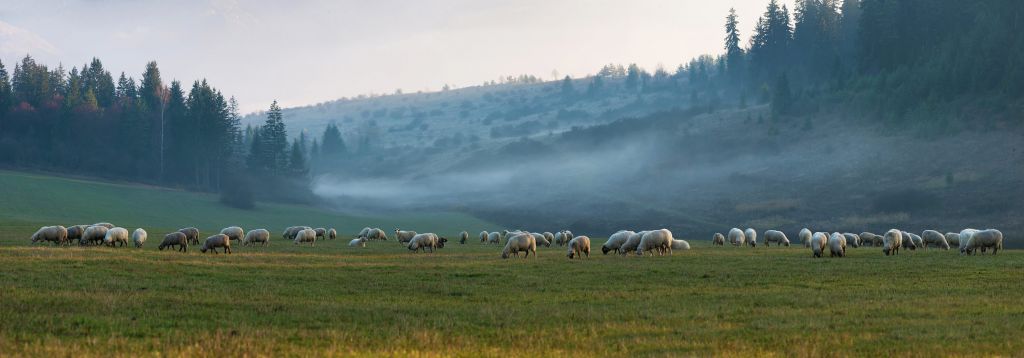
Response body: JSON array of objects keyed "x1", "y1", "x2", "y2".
[
  {"x1": 26, "y1": 223, "x2": 1004, "y2": 258},
  {"x1": 708, "y1": 227, "x2": 1004, "y2": 257}
]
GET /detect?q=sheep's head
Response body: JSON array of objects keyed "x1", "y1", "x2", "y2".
[
  {"x1": 501, "y1": 249, "x2": 510, "y2": 259},
  {"x1": 437, "y1": 237, "x2": 448, "y2": 248},
  {"x1": 750, "y1": 241, "x2": 757, "y2": 247},
  {"x1": 601, "y1": 246, "x2": 611, "y2": 255},
  {"x1": 783, "y1": 241, "x2": 790, "y2": 247},
  {"x1": 200, "y1": 247, "x2": 208, "y2": 253},
  {"x1": 567, "y1": 250, "x2": 575, "y2": 259}
]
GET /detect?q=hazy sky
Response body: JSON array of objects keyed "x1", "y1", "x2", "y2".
[{"x1": 0, "y1": 0, "x2": 793, "y2": 113}]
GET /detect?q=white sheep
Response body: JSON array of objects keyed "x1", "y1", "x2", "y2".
[
  {"x1": 328, "y1": 228, "x2": 337, "y2": 240},
  {"x1": 459, "y1": 231, "x2": 469, "y2": 244},
  {"x1": 158, "y1": 232, "x2": 188, "y2": 252},
  {"x1": 81, "y1": 225, "x2": 109, "y2": 246},
  {"x1": 293, "y1": 228, "x2": 317, "y2": 246},
  {"x1": 901, "y1": 231, "x2": 923, "y2": 250},
  {"x1": 543, "y1": 232, "x2": 555, "y2": 245},
  {"x1": 744, "y1": 228, "x2": 758, "y2": 247},
  {"x1": 712, "y1": 233, "x2": 725, "y2": 246},
  {"x1": 763, "y1": 230, "x2": 790, "y2": 247},
  {"x1": 408, "y1": 233, "x2": 442, "y2": 253},
  {"x1": 567, "y1": 236, "x2": 591, "y2": 259},
  {"x1": 799, "y1": 228, "x2": 813, "y2": 248},
  {"x1": 179, "y1": 227, "x2": 200, "y2": 245},
  {"x1": 637, "y1": 229, "x2": 673, "y2": 256},
  {"x1": 487, "y1": 231, "x2": 502, "y2": 245},
  {"x1": 671, "y1": 239, "x2": 691, "y2": 250},
  {"x1": 602, "y1": 230, "x2": 635, "y2": 254},
  {"x1": 242, "y1": 229, "x2": 271, "y2": 247},
  {"x1": 963, "y1": 229, "x2": 1003, "y2": 255},
  {"x1": 66, "y1": 225, "x2": 88, "y2": 245},
  {"x1": 395, "y1": 228, "x2": 417, "y2": 243},
  {"x1": 479, "y1": 231, "x2": 488, "y2": 243},
  {"x1": 531, "y1": 233, "x2": 551, "y2": 247},
  {"x1": 729, "y1": 228, "x2": 746, "y2": 246},
  {"x1": 103, "y1": 227, "x2": 130, "y2": 247},
  {"x1": 220, "y1": 226, "x2": 245, "y2": 242},
  {"x1": 349, "y1": 237, "x2": 367, "y2": 247},
  {"x1": 30, "y1": 225, "x2": 68, "y2": 246},
  {"x1": 843, "y1": 233, "x2": 860, "y2": 248},
  {"x1": 357, "y1": 227, "x2": 371, "y2": 239},
  {"x1": 958, "y1": 229, "x2": 979, "y2": 253},
  {"x1": 945, "y1": 232, "x2": 960, "y2": 247},
  {"x1": 554, "y1": 231, "x2": 572, "y2": 246},
  {"x1": 921, "y1": 230, "x2": 949, "y2": 250},
  {"x1": 860, "y1": 232, "x2": 882, "y2": 247},
  {"x1": 883, "y1": 229, "x2": 903, "y2": 256},
  {"x1": 366, "y1": 228, "x2": 388, "y2": 241},
  {"x1": 619, "y1": 231, "x2": 647, "y2": 255},
  {"x1": 92, "y1": 222, "x2": 115, "y2": 229},
  {"x1": 501, "y1": 233, "x2": 537, "y2": 259},
  {"x1": 201, "y1": 234, "x2": 232, "y2": 254},
  {"x1": 829, "y1": 232, "x2": 847, "y2": 257},
  {"x1": 810, "y1": 232, "x2": 828, "y2": 258},
  {"x1": 132, "y1": 228, "x2": 147, "y2": 248}
]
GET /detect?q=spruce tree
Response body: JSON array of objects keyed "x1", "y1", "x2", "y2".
[
  {"x1": 288, "y1": 138, "x2": 306, "y2": 173},
  {"x1": 320, "y1": 122, "x2": 347, "y2": 156},
  {"x1": 724, "y1": 8, "x2": 744, "y2": 84},
  {"x1": 260, "y1": 100, "x2": 288, "y2": 173}
]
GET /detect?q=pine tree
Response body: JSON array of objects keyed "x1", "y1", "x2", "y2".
[
  {"x1": 724, "y1": 8, "x2": 745, "y2": 84},
  {"x1": 260, "y1": 100, "x2": 288, "y2": 173},
  {"x1": 625, "y1": 64, "x2": 641, "y2": 90},
  {"x1": 0, "y1": 60, "x2": 11, "y2": 119},
  {"x1": 320, "y1": 122, "x2": 347, "y2": 157},
  {"x1": 246, "y1": 128, "x2": 264, "y2": 171},
  {"x1": 288, "y1": 138, "x2": 306, "y2": 174},
  {"x1": 749, "y1": 0, "x2": 793, "y2": 81}
]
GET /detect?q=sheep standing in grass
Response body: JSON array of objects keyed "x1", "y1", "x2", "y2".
[
  {"x1": 922, "y1": 230, "x2": 950, "y2": 250},
  {"x1": 460, "y1": 231, "x2": 469, "y2": 244},
  {"x1": 810, "y1": 232, "x2": 828, "y2": 258},
  {"x1": 179, "y1": 227, "x2": 200, "y2": 245},
  {"x1": 963, "y1": 229, "x2": 1003, "y2": 255},
  {"x1": 744, "y1": 228, "x2": 758, "y2": 247},
  {"x1": 487, "y1": 231, "x2": 501, "y2": 244},
  {"x1": 501, "y1": 233, "x2": 537, "y2": 259},
  {"x1": 30, "y1": 226, "x2": 68, "y2": 246},
  {"x1": 479, "y1": 231, "x2": 488, "y2": 243},
  {"x1": 81, "y1": 225, "x2": 109, "y2": 246},
  {"x1": 531, "y1": 233, "x2": 551, "y2": 247},
  {"x1": 328, "y1": 228, "x2": 337, "y2": 240},
  {"x1": 159, "y1": 232, "x2": 188, "y2": 252},
  {"x1": 357, "y1": 227, "x2": 371, "y2": 239},
  {"x1": 242, "y1": 229, "x2": 270, "y2": 247},
  {"x1": 637, "y1": 229, "x2": 673, "y2": 256},
  {"x1": 132, "y1": 228, "x2": 147, "y2": 248},
  {"x1": 901, "y1": 231, "x2": 923, "y2": 250},
  {"x1": 729, "y1": 228, "x2": 746, "y2": 246},
  {"x1": 283, "y1": 226, "x2": 311, "y2": 241},
  {"x1": 201, "y1": 234, "x2": 232, "y2": 254},
  {"x1": 394, "y1": 229, "x2": 417, "y2": 244},
  {"x1": 883, "y1": 229, "x2": 903, "y2": 256},
  {"x1": 945, "y1": 232, "x2": 960, "y2": 247},
  {"x1": 843, "y1": 233, "x2": 860, "y2": 248},
  {"x1": 543, "y1": 232, "x2": 555, "y2": 245},
  {"x1": 712, "y1": 233, "x2": 725, "y2": 246},
  {"x1": 567, "y1": 236, "x2": 591, "y2": 259},
  {"x1": 408, "y1": 233, "x2": 446, "y2": 253},
  {"x1": 958, "y1": 229, "x2": 979, "y2": 253},
  {"x1": 293, "y1": 228, "x2": 317, "y2": 246},
  {"x1": 554, "y1": 231, "x2": 575, "y2": 246},
  {"x1": 220, "y1": 226, "x2": 245, "y2": 242},
  {"x1": 314, "y1": 228, "x2": 327, "y2": 240},
  {"x1": 763, "y1": 230, "x2": 790, "y2": 247},
  {"x1": 603, "y1": 230, "x2": 634, "y2": 254},
  {"x1": 349, "y1": 237, "x2": 367, "y2": 247},
  {"x1": 671, "y1": 239, "x2": 691, "y2": 250},
  {"x1": 619, "y1": 231, "x2": 647, "y2": 255},
  {"x1": 800, "y1": 228, "x2": 813, "y2": 248},
  {"x1": 860, "y1": 232, "x2": 883, "y2": 247},
  {"x1": 104, "y1": 227, "x2": 130, "y2": 247},
  {"x1": 366, "y1": 228, "x2": 387, "y2": 241},
  {"x1": 829, "y1": 232, "x2": 847, "y2": 257},
  {"x1": 66, "y1": 225, "x2": 88, "y2": 245}
]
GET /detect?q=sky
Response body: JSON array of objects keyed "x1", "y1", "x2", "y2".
[{"x1": 0, "y1": 0, "x2": 794, "y2": 113}]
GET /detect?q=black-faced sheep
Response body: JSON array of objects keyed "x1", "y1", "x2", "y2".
[
  {"x1": 567, "y1": 236, "x2": 591, "y2": 259},
  {"x1": 158, "y1": 232, "x2": 188, "y2": 252},
  {"x1": 242, "y1": 229, "x2": 270, "y2": 247},
  {"x1": 201, "y1": 234, "x2": 232, "y2": 254}
]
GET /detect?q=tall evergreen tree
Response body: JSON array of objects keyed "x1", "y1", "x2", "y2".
[
  {"x1": 625, "y1": 64, "x2": 642, "y2": 90},
  {"x1": 724, "y1": 8, "x2": 745, "y2": 84},
  {"x1": 320, "y1": 122, "x2": 347, "y2": 156},
  {"x1": 0, "y1": 60, "x2": 11, "y2": 120},
  {"x1": 749, "y1": 0, "x2": 793, "y2": 82},
  {"x1": 288, "y1": 137, "x2": 306, "y2": 174},
  {"x1": 260, "y1": 100, "x2": 288, "y2": 173}
]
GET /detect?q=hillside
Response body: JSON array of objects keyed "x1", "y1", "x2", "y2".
[{"x1": 0, "y1": 170, "x2": 496, "y2": 242}]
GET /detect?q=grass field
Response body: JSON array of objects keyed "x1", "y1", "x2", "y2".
[{"x1": 1, "y1": 171, "x2": 1022, "y2": 357}]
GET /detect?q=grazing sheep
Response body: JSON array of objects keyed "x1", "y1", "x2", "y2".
[
  {"x1": 408, "y1": 233, "x2": 446, "y2": 253},
  {"x1": 30, "y1": 225, "x2": 68, "y2": 246},
  {"x1": 958, "y1": 229, "x2": 980, "y2": 253},
  {"x1": 567, "y1": 236, "x2": 591, "y2": 259},
  {"x1": 366, "y1": 228, "x2": 387, "y2": 241},
  {"x1": 922, "y1": 230, "x2": 950, "y2": 250},
  {"x1": 501, "y1": 233, "x2": 538, "y2": 259},
  {"x1": 603, "y1": 230, "x2": 635, "y2": 254},
  {"x1": 479, "y1": 231, "x2": 488, "y2": 243},
  {"x1": 349, "y1": 237, "x2": 367, "y2": 247},
  {"x1": 328, "y1": 228, "x2": 337, "y2": 240},
  {"x1": 460, "y1": 231, "x2": 469, "y2": 244},
  {"x1": 945, "y1": 232, "x2": 960, "y2": 247},
  {"x1": 810, "y1": 232, "x2": 828, "y2": 258},
  {"x1": 963, "y1": 229, "x2": 1003, "y2": 255},
  {"x1": 92, "y1": 222, "x2": 115, "y2": 229},
  {"x1": 843, "y1": 233, "x2": 860, "y2": 248},
  {"x1": 179, "y1": 227, "x2": 200, "y2": 245},
  {"x1": 729, "y1": 228, "x2": 746, "y2": 246},
  {"x1": 883, "y1": 229, "x2": 903, "y2": 256},
  {"x1": 80, "y1": 225, "x2": 109, "y2": 246},
  {"x1": 744, "y1": 228, "x2": 758, "y2": 247},
  {"x1": 531, "y1": 233, "x2": 551, "y2": 247},
  {"x1": 242, "y1": 229, "x2": 271, "y2": 247},
  {"x1": 394, "y1": 229, "x2": 417, "y2": 244},
  {"x1": 293, "y1": 229, "x2": 317, "y2": 246},
  {"x1": 543, "y1": 232, "x2": 555, "y2": 245},
  {"x1": 158, "y1": 232, "x2": 188, "y2": 252},
  {"x1": 763, "y1": 230, "x2": 790, "y2": 247},
  {"x1": 314, "y1": 228, "x2": 327, "y2": 240},
  {"x1": 619, "y1": 231, "x2": 647, "y2": 255},
  {"x1": 901, "y1": 231, "x2": 923, "y2": 250},
  {"x1": 66, "y1": 225, "x2": 88, "y2": 245},
  {"x1": 637, "y1": 229, "x2": 673, "y2": 256},
  {"x1": 671, "y1": 239, "x2": 691, "y2": 250},
  {"x1": 554, "y1": 231, "x2": 572, "y2": 246},
  {"x1": 103, "y1": 227, "x2": 130, "y2": 247},
  {"x1": 712, "y1": 233, "x2": 726, "y2": 246},
  {"x1": 283, "y1": 226, "x2": 312, "y2": 241},
  {"x1": 860, "y1": 232, "x2": 883, "y2": 247},
  {"x1": 829, "y1": 232, "x2": 847, "y2": 257},
  {"x1": 487, "y1": 231, "x2": 502, "y2": 244},
  {"x1": 132, "y1": 228, "x2": 147, "y2": 248},
  {"x1": 201, "y1": 234, "x2": 232, "y2": 254},
  {"x1": 220, "y1": 226, "x2": 245, "y2": 242},
  {"x1": 800, "y1": 228, "x2": 813, "y2": 248}
]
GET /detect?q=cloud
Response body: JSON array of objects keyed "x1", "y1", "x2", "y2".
[
  {"x1": 204, "y1": 0, "x2": 257, "y2": 27},
  {"x1": 0, "y1": 20, "x2": 58, "y2": 57}
]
